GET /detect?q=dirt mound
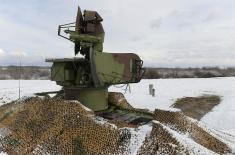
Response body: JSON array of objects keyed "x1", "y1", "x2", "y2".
[{"x1": 173, "y1": 95, "x2": 221, "y2": 120}]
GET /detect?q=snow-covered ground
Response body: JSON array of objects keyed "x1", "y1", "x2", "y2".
[
  {"x1": 0, "y1": 80, "x2": 61, "y2": 105},
  {"x1": 1, "y1": 78, "x2": 235, "y2": 133},
  {"x1": 110, "y1": 77, "x2": 235, "y2": 133}
]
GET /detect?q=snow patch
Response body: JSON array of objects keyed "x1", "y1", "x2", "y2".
[
  {"x1": 152, "y1": 121, "x2": 217, "y2": 155},
  {"x1": 110, "y1": 78, "x2": 235, "y2": 131},
  {"x1": 0, "y1": 80, "x2": 61, "y2": 106},
  {"x1": 70, "y1": 100, "x2": 93, "y2": 112},
  {"x1": 123, "y1": 123, "x2": 152, "y2": 155}
]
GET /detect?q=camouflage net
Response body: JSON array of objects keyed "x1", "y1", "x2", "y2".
[
  {"x1": 0, "y1": 94, "x2": 232, "y2": 154},
  {"x1": 137, "y1": 122, "x2": 188, "y2": 155},
  {"x1": 153, "y1": 109, "x2": 231, "y2": 154},
  {"x1": 0, "y1": 97, "x2": 130, "y2": 155}
]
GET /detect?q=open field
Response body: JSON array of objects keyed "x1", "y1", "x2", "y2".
[
  {"x1": 0, "y1": 80, "x2": 61, "y2": 105},
  {"x1": 1, "y1": 78, "x2": 235, "y2": 154},
  {"x1": 1, "y1": 78, "x2": 235, "y2": 132},
  {"x1": 110, "y1": 78, "x2": 235, "y2": 132}
]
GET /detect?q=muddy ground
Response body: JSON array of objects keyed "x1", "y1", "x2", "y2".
[{"x1": 172, "y1": 95, "x2": 220, "y2": 120}]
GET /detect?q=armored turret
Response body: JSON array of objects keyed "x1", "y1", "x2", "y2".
[{"x1": 46, "y1": 6, "x2": 144, "y2": 111}]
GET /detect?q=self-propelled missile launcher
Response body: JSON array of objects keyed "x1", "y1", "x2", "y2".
[
  {"x1": 44, "y1": 6, "x2": 154, "y2": 125},
  {"x1": 46, "y1": 6, "x2": 144, "y2": 112}
]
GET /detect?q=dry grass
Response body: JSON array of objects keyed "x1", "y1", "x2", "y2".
[{"x1": 173, "y1": 95, "x2": 221, "y2": 120}]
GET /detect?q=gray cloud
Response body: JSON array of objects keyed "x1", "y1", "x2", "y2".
[
  {"x1": 150, "y1": 18, "x2": 162, "y2": 29},
  {"x1": 0, "y1": 0, "x2": 235, "y2": 67},
  {"x1": 130, "y1": 35, "x2": 145, "y2": 42}
]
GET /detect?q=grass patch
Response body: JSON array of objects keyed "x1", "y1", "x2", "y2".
[
  {"x1": 173, "y1": 95, "x2": 221, "y2": 120},
  {"x1": 0, "y1": 112, "x2": 12, "y2": 123},
  {"x1": 72, "y1": 137, "x2": 84, "y2": 155}
]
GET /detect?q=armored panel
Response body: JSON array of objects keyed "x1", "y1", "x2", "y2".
[
  {"x1": 75, "y1": 6, "x2": 83, "y2": 33},
  {"x1": 51, "y1": 62, "x2": 66, "y2": 82},
  {"x1": 64, "y1": 87, "x2": 108, "y2": 111},
  {"x1": 48, "y1": 58, "x2": 92, "y2": 87},
  {"x1": 92, "y1": 52, "x2": 143, "y2": 86}
]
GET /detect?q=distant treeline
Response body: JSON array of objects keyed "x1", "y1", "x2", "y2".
[
  {"x1": 143, "y1": 67, "x2": 235, "y2": 79},
  {"x1": 0, "y1": 66, "x2": 50, "y2": 80},
  {"x1": 1, "y1": 66, "x2": 235, "y2": 80}
]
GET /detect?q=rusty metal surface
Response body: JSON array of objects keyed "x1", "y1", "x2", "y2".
[
  {"x1": 97, "y1": 109, "x2": 153, "y2": 126},
  {"x1": 112, "y1": 53, "x2": 142, "y2": 82}
]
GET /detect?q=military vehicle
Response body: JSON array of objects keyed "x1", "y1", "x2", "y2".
[
  {"x1": 46, "y1": 6, "x2": 144, "y2": 111},
  {"x1": 41, "y1": 6, "x2": 153, "y2": 125}
]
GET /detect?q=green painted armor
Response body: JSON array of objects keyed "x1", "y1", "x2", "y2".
[{"x1": 46, "y1": 6, "x2": 144, "y2": 111}]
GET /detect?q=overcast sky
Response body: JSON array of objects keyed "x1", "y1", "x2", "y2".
[{"x1": 0, "y1": 0, "x2": 235, "y2": 67}]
